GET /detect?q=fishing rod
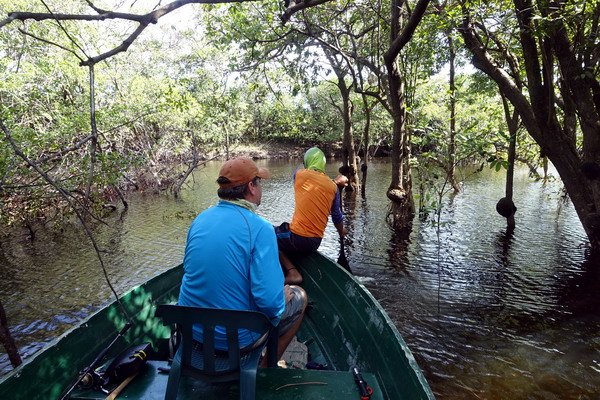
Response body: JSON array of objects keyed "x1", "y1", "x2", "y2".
[
  {"x1": 335, "y1": 181, "x2": 352, "y2": 274},
  {"x1": 59, "y1": 322, "x2": 132, "y2": 400}
]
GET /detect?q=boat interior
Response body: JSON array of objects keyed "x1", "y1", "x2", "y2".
[{"x1": 68, "y1": 304, "x2": 385, "y2": 400}]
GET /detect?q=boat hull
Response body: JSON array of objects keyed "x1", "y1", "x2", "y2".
[{"x1": 0, "y1": 252, "x2": 434, "y2": 399}]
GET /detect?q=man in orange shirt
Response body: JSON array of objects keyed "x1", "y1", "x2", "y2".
[{"x1": 276, "y1": 147, "x2": 347, "y2": 284}]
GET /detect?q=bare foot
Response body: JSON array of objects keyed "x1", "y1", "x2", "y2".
[{"x1": 285, "y1": 268, "x2": 303, "y2": 285}]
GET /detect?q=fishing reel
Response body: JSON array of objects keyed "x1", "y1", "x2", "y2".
[{"x1": 77, "y1": 369, "x2": 110, "y2": 393}]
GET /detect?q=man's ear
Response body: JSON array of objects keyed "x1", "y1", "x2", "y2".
[{"x1": 248, "y1": 181, "x2": 259, "y2": 196}]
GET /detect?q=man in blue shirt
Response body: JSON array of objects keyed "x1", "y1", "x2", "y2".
[{"x1": 179, "y1": 157, "x2": 307, "y2": 360}]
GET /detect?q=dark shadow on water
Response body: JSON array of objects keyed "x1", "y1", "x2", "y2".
[
  {"x1": 495, "y1": 225, "x2": 515, "y2": 268},
  {"x1": 341, "y1": 188, "x2": 357, "y2": 223},
  {"x1": 386, "y1": 229, "x2": 411, "y2": 275},
  {"x1": 559, "y1": 248, "x2": 600, "y2": 317}
]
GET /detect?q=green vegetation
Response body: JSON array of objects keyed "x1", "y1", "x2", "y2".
[
  {"x1": 0, "y1": 0, "x2": 598, "y2": 248},
  {"x1": 1, "y1": 0, "x2": 599, "y2": 378}
]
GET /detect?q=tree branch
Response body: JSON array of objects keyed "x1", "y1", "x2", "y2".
[
  {"x1": 34, "y1": 135, "x2": 94, "y2": 164},
  {"x1": 281, "y1": 0, "x2": 334, "y2": 24},
  {"x1": 1, "y1": 0, "x2": 260, "y2": 65},
  {"x1": 17, "y1": 28, "x2": 84, "y2": 62},
  {"x1": 383, "y1": 0, "x2": 431, "y2": 64}
]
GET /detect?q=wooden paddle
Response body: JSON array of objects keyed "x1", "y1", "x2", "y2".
[
  {"x1": 335, "y1": 180, "x2": 352, "y2": 274},
  {"x1": 105, "y1": 372, "x2": 138, "y2": 400},
  {"x1": 337, "y1": 236, "x2": 352, "y2": 274}
]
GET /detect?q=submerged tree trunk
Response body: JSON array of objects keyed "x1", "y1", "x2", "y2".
[
  {"x1": 323, "y1": 47, "x2": 360, "y2": 193},
  {"x1": 360, "y1": 94, "x2": 374, "y2": 198},
  {"x1": 340, "y1": 85, "x2": 360, "y2": 192},
  {"x1": 382, "y1": 0, "x2": 428, "y2": 231},
  {"x1": 501, "y1": 94, "x2": 519, "y2": 229},
  {"x1": 385, "y1": 58, "x2": 415, "y2": 230},
  {"x1": 447, "y1": 32, "x2": 460, "y2": 193},
  {"x1": 0, "y1": 299, "x2": 22, "y2": 368}
]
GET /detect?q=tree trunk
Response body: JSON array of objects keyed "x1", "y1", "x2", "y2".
[
  {"x1": 322, "y1": 46, "x2": 360, "y2": 193},
  {"x1": 501, "y1": 94, "x2": 519, "y2": 229},
  {"x1": 447, "y1": 31, "x2": 460, "y2": 193},
  {"x1": 384, "y1": 0, "x2": 415, "y2": 231},
  {"x1": 386, "y1": 58, "x2": 415, "y2": 230},
  {"x1": 460, "y1": 2, "x2": 600, "y2": 249},
  {"x1": 0, "y1": 299, "x2": 22, "y2": 368},
  {"x1": 224, "y1": 123, "x2": 230, "y2": 160},
  {"x1": 360, "y1": 94, "x2": 372, "y2": 199},
  {"x1": 340, "y1": 84, "x2": 360, "y2": 192}
]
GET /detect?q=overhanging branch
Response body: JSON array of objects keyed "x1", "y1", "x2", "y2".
[
  {"x1": 1, "y1": 0, "x2": 260, "y2": 66},
  {"x1": 281, "y1": 0, "x2": 334, "y2": 23}
]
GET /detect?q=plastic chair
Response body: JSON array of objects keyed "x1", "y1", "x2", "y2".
[{"x1": 155, "y1": 304, "x2": 278, "y2": 400}]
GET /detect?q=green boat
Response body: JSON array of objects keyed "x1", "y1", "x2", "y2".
[{"x1": 0, "y1": 252, "x2": 434, "y2": 399}]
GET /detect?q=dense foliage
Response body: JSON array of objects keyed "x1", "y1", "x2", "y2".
[
  {"x1": 0, "y1": 1, "x2": 350, "y2": 230},
  {"x1": 1, "y1": 0, "x2": 597, "y2": 247}
]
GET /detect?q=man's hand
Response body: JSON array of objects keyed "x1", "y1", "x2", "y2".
[
  {"x1": 334, "y1": 174, "x2": 349, "y2": 188},
  {"x1": 334, "y1": 221, "x2": 347, "y2": 238}
]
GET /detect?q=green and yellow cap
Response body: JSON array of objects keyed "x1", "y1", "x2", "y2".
[{"x1": 303, "y1": 147, "x2": 326, "y2": 172}]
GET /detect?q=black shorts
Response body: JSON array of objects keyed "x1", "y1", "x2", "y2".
[{"x1": 275, "y1": 222, "x2": 321, "y2": 253}]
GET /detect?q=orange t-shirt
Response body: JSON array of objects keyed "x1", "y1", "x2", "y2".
[{"x1": 290, "y1": 169, "x2": 338, "y2": 238}]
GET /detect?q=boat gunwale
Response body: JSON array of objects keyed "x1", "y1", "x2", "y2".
[
  {"x1": 0, "y1": 265, "x2": 182, "y2": 388},
  {"x1": 295, "y1": 252, "x2": 435, "y2": 399}
]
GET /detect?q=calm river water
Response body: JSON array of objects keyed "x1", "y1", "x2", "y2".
[{"x1": 1, "y1": 158, "x2": 599, "y2": 399}]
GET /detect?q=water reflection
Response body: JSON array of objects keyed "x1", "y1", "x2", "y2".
[
  {"x1": 1, "y1": 159, "x2": 598, "y2": 399},
  {"x1": 387, "y1": 230, "x2": 411, "y2": 276}
]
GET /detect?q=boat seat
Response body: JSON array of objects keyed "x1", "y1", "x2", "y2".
[
  {"x1": 155, "y1": 304, "x2": 278, "y2": 400},
  {"x1": 69, "y1": 362, "x2": 384, "y2": 399}
]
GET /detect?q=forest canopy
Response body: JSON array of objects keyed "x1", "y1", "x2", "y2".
[{"x1": 0, "y1": 0, "x2": 598, "y2": 249}]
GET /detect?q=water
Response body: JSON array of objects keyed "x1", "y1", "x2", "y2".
[{"x1": 1, "y1": 158, "x2": 599, "y2": 399}]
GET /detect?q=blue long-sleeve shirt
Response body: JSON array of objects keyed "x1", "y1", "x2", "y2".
[
  {"x1": 178, "y1": 200, "x2": 285, "y2": 349},
  {"x1": 331, "y1": 187, "x2": 344, "y2": 225}
]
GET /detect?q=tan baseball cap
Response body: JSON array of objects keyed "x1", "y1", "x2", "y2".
[{"x1": 217, "y1": 157, "x2": 271, "y2": 189}]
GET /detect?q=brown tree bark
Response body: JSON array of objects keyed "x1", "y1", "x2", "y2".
[
  {"x1": 501, "y1": 94, "x2": 519, "y2": 229},
  {"x1": 360, "y1": 95, "x2": 374, "y2": 199},
  {"x1": 0, "y1": 299, "x2": 22, "y2": 368},
  {"x1": 447, "y1": 31, "x2": 460, "y2": 193},
  {"x1": 323, "y1": 48, "x2": 360, "y2": 192},
  {"x1": 340, "y1": 82, "x2": 360, "y2": 192}
]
